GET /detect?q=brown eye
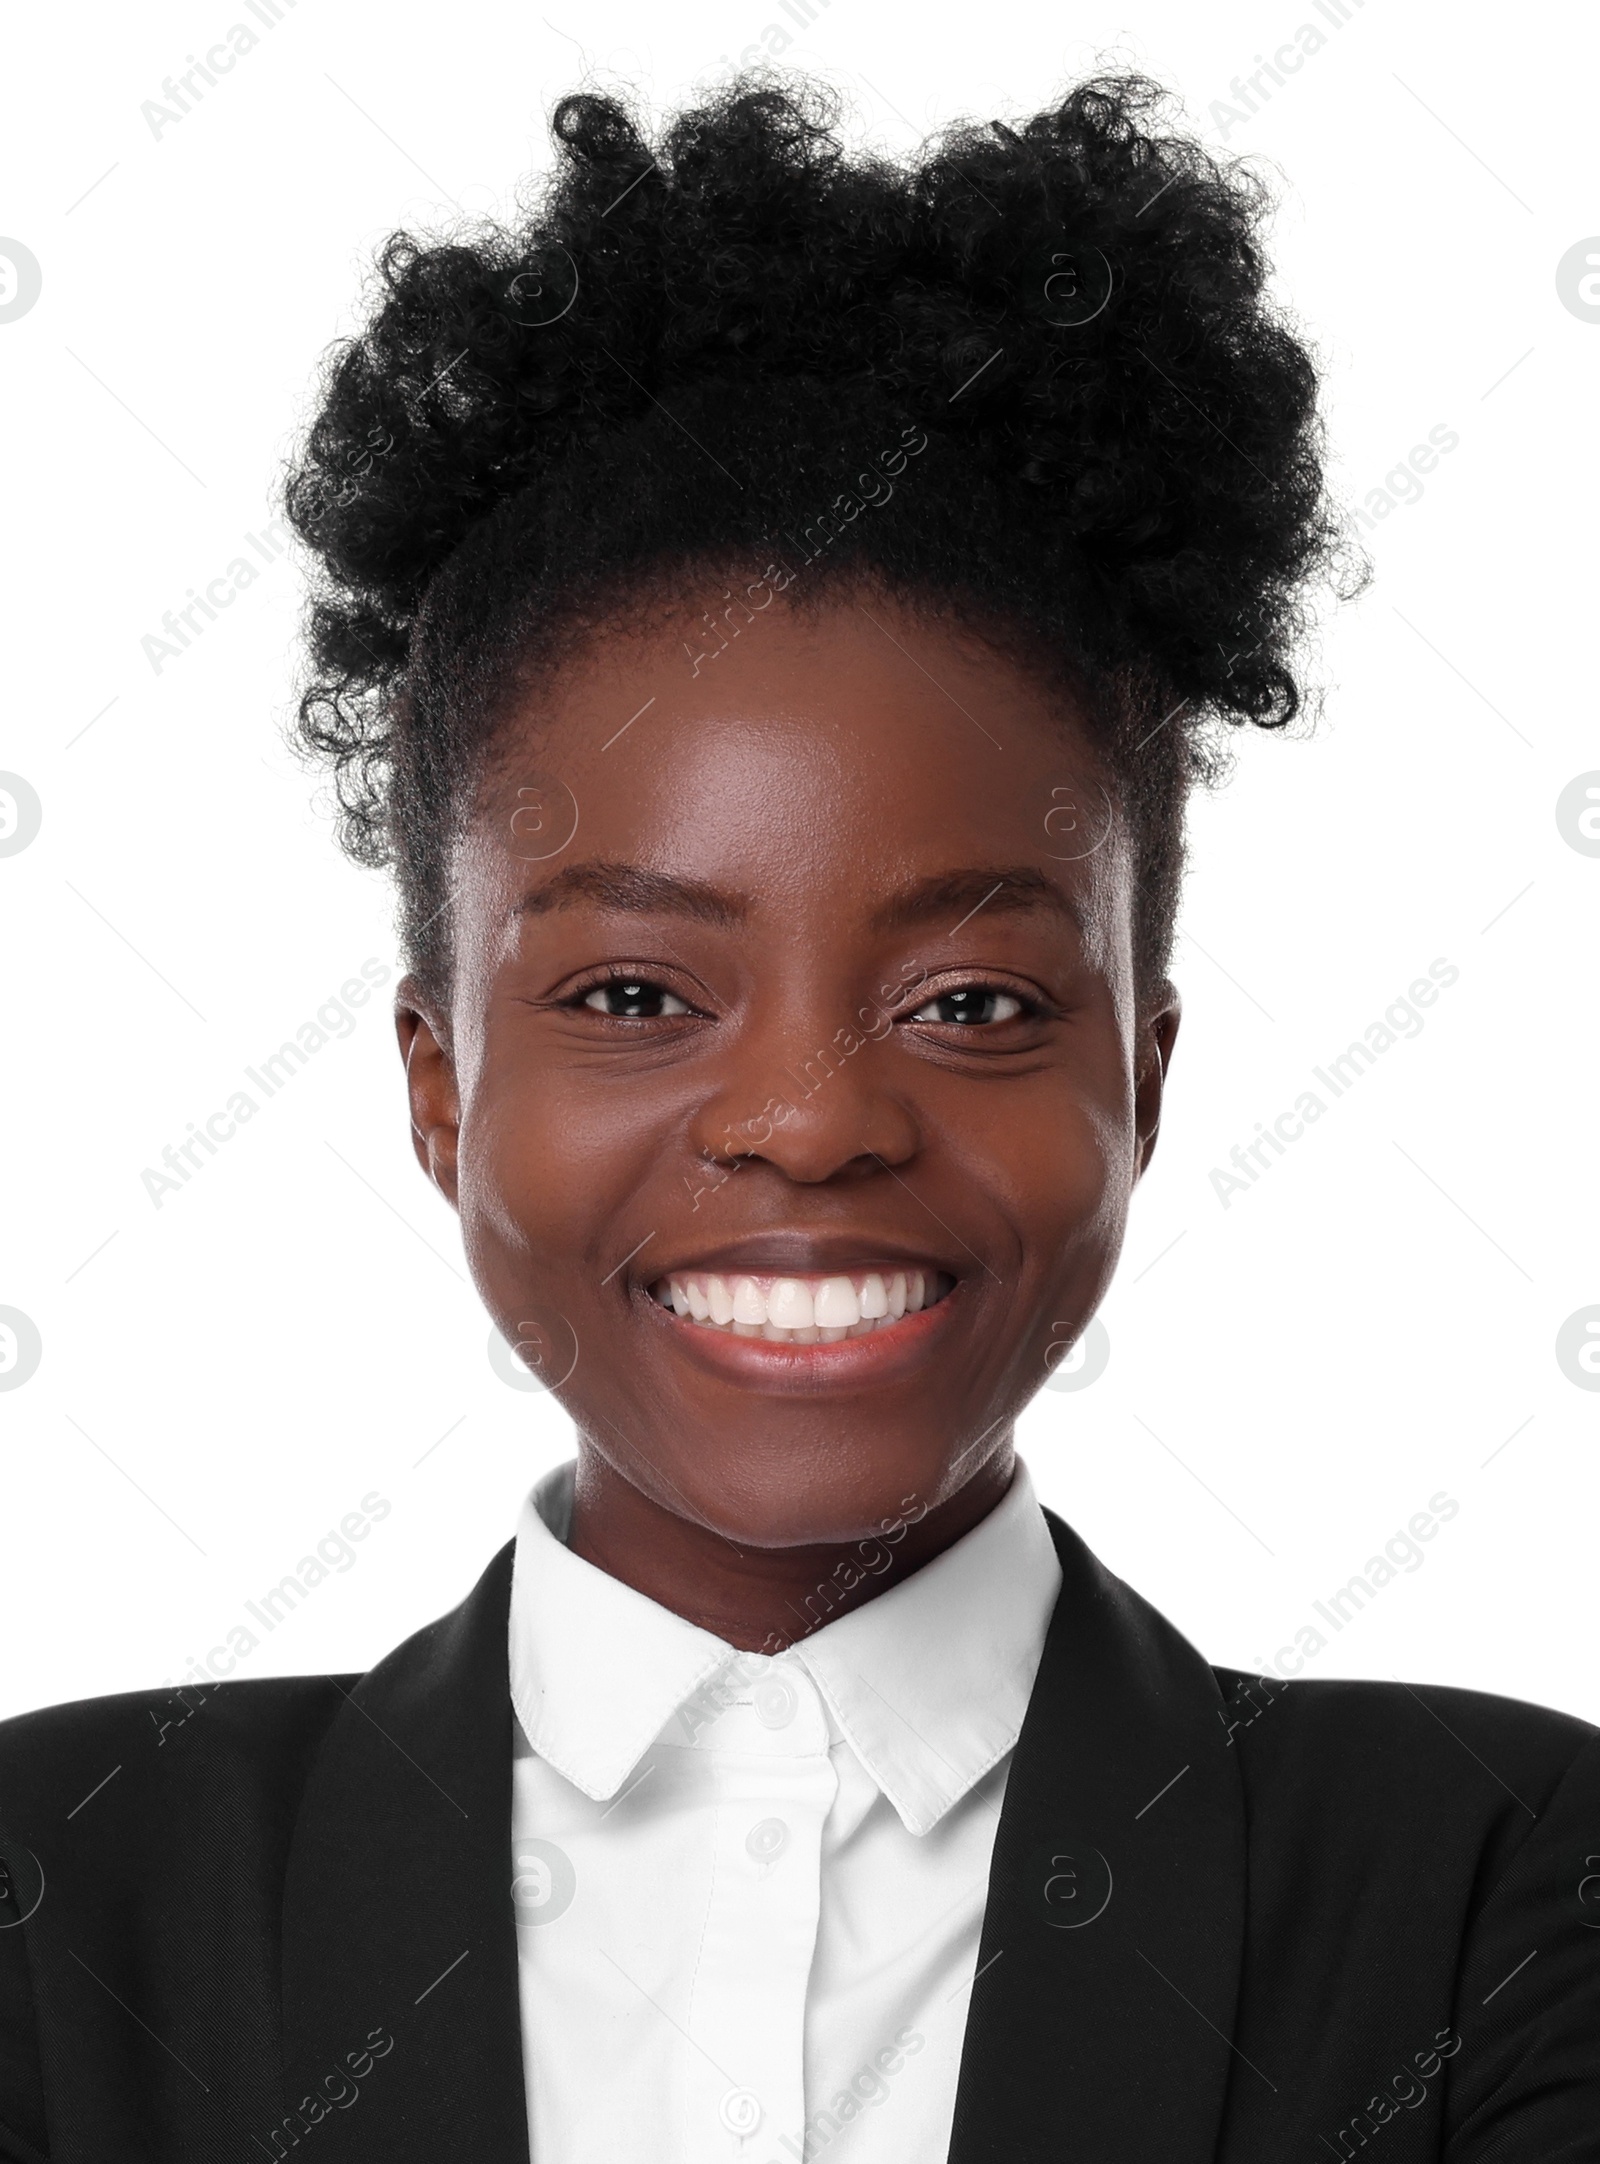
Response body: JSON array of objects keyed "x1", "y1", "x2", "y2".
[
  {"x1": 581, "y1": 978, "x2": 693, "y2": 1018},
  {"x1": 909, "y1": 987, "x2": 1025, "y2": 1026}
]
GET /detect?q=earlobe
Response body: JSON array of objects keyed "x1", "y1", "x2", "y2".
[{"x1": 394, "y1": 977, "x2": 461, "y2": 1207}]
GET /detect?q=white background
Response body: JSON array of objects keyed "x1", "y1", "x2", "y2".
[{"x1": 2, "y1": 0, "x2": 1595, "y2": 1724}]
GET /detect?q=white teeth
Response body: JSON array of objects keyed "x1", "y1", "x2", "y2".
[
  {"x1": 814, "y1": 1276, "x2": 861, "y2": 1328},
  {"x1": 767, "y1": 1278, "x2": 815, "y2": 1330},
  {"x1": 651, "y1": 1267, "x2": 952, "y2": 1340}
]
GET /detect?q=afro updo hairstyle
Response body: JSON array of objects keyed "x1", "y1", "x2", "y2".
[{"x1": 283, "y1": 66, "x2": 1357, "y2": 1005}]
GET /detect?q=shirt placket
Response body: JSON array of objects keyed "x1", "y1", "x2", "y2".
[{"x1": 684, "y1": 1658, "x2": 837, "y2": 2159}]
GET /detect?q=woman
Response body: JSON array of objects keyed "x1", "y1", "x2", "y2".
[{"x1": 2, "y1": 67, "x2": 1595, "y2": 2163}]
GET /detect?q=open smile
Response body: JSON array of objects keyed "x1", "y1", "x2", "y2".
[{"x1": 647, "y1": 1265, "x2": 956, "y2": 1342}]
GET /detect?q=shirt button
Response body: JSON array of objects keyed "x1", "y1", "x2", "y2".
[
  {"x1": 753, "y1": 1674, "x2": 798, "y2": 1728},
  {"x1": 719, "y1": 2088, "x2": 763, "y2": 2135},
  {"x1": 745, "y1": 1816, "x2": 788, "y2": 1862}
]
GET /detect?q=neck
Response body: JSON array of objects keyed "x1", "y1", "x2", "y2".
[{"x1": 565, "y1": 1441, "x2": 1016, "y2": 1652}]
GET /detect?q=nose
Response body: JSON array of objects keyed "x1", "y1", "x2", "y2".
[{"x1": 687, "y1": 994, "x2": 921, "y2": 1184}]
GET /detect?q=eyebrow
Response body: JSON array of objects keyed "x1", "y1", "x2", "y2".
[
  {"x1": 516, "y1": 861, "x2": 749, "y2": 929},
  {"x1": 869, "y1": 866, "x2": 1085, "y2": 937},
  {"x1": 514, "y1": 860, "x2": 1083, "y2": 938}
]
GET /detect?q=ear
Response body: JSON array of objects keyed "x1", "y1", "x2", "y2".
[
  {"x1": 395, "y1": 975, "x2": 460, "y2": 1209},
  {"x1": 1133, "y1": 980, "x2": 1181, "y2": 1181}
]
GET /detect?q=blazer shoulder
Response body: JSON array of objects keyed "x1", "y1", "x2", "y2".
[
  {"x1": 1213, "y1": 1664, "x2": 1595, "y2": 1757},
  {"x1": 0, "y1": 1672, "x2": 359, "y2": 1833},
  {"x1": 1211, "y1": 1664, "x2": 1600, "y2": 1840}
]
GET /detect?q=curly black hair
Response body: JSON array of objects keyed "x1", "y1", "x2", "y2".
[{"x1": 283, "y1": 67, "x2": 1357, "y2": 1001}]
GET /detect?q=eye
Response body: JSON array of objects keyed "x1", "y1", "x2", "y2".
[
  {"x1": 579, "y1": 976, "x2": 694, "y2": 1019},
  {"x1": 908, "y1": 986, "x2": 1027, "y2": 1026}
]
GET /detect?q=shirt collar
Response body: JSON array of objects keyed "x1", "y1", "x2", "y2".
[
  {"x1": 507, "y1": 1456, "x2": 1062, "y2": 1837},
  {"x1": 508, "y1": 1461, "x2": 732, "y2": 1802}
]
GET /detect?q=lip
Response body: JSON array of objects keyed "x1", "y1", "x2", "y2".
[{"x1": 636, "y1": 1272, "x2": 965, "y2": 1393}]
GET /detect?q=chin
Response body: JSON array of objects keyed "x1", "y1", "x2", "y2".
[{"x1": 643, "y1": 1425, "x2": 961, "y2": 1552}]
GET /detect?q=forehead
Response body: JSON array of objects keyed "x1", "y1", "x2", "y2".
[{"x1": 456, "y1": 590, "x2": 1130, "y2": 935}]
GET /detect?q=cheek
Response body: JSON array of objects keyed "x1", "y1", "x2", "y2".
[
  {"x1": 1035, "y1": 1104, "x2": 1130, "y2": 1271},
  {"x1": 455, "y1": 1048, "x2": 664, "y2": 1296},
  {"x1": 992, "y1": 1098, "x2": 1130, "y2": 1377},
  {"x1": 954, "y1": 1080, "x2": 1130, "y2": 1251}
]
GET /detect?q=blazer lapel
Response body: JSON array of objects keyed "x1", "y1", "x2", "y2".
[
  {"x1": 947, "y1": 1508, "x2": 1248, "y2": 2164},
  {"x1": 279, "y1": 1540, "x2": 528, "y2": 2160},
  {"x1": 275, "y1": 1506, "x2": 1245, "y2": 2162}
]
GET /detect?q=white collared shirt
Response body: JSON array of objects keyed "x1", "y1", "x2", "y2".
[{"x1": 507, "y1": 1457, "x2": 1062, "y2": 2164}]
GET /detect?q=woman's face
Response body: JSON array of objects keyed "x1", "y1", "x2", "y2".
[{"x1": 399, "y1": 585, "x2": 1179, "y2": 1550}]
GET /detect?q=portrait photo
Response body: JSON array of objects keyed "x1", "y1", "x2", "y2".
[{"x1": 2, "y1": 1, "x2": 1596, "y2": 2157}]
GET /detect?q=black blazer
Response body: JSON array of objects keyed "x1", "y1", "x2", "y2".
[{"x1": 2, "y1": 1510, "x2": 1596, "y2": 2162}]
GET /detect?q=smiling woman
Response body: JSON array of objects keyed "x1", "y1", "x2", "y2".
[
  {"x1": 2, "y1": 59, "x2": 1596, "y2": 2164},
  {"x1": 394, "y1": 592, "x2": 1164, "y2": 1602}
]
